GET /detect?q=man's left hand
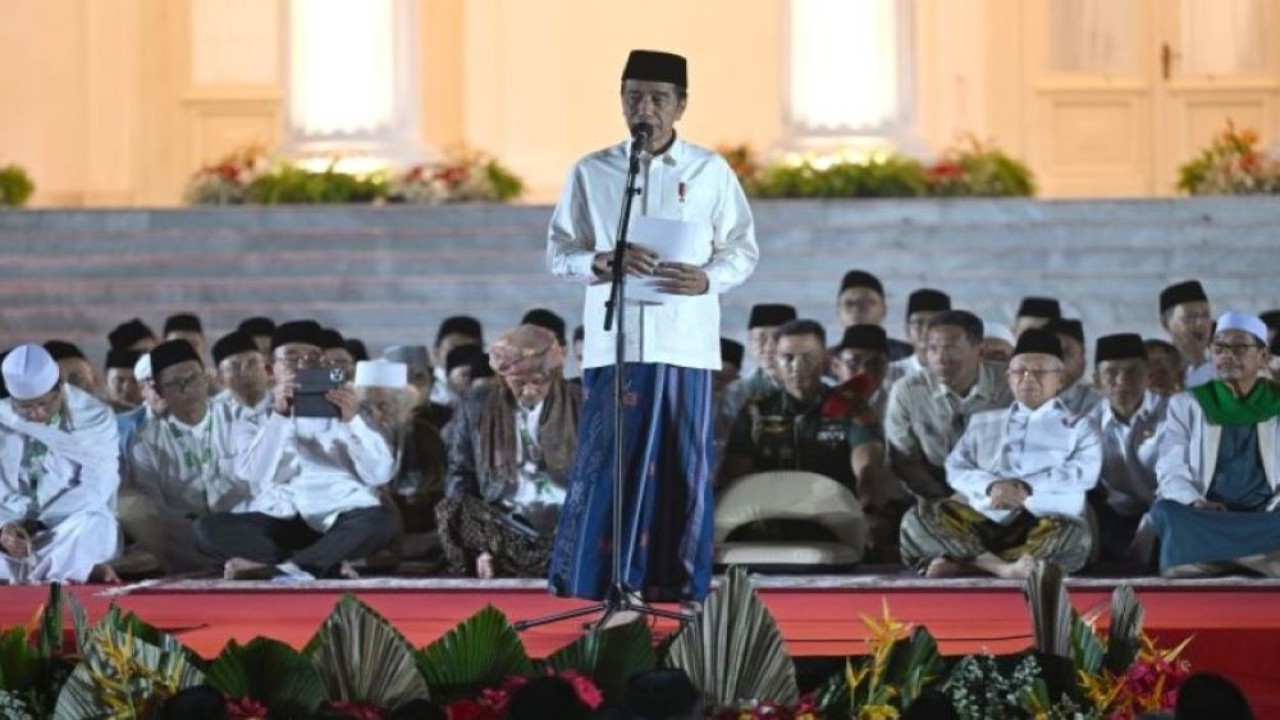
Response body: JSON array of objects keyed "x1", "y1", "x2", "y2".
[
  {"x1": 326, "y1": 387, "x2": 359, "y2": 423},
  {"x1": 651, "y1": 262, "x2": 709, "y2": 296}
]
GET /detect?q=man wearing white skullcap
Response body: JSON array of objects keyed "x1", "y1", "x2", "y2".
[
  {"x1": 0, "y1": 344, "x2": 121, "y2": 583},
  {"x1": 1152, "y1": 312, "x2": 1280, "y2": 577}
]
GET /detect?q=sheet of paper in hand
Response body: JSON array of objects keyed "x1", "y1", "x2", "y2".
[{"x1": 626, "y1": 216, "x2": 709, "y2": 305}]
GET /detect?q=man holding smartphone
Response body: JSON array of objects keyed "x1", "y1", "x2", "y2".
[{"x1": 194, "y1": 321, "x2": 399, "y2": 580}]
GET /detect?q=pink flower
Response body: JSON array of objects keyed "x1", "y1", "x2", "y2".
[
  {"x1": 225, "y1": 696, "x2": 268, "y2": 719},
  {"x1": 446, "y1": 699, "x2": 502, "y2": 720},
  {"x1": 557, "y1": 670, "x2": 605, "y2": 710}
]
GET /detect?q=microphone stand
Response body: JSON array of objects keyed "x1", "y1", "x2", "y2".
[{"x1": 515, "y1": 133, "x2": 690, "y2": 632}]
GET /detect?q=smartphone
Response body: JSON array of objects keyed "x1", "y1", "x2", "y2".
[{"x1": 292, "y1": 367, "x2": 347, "y2": 418}]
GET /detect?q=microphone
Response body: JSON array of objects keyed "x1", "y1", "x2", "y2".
[{"x1": 630, "y1": 122, "x2": 653, "y2": 157}]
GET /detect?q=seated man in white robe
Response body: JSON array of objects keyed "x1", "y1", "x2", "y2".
[
  {"x1": 128, "y1": 341, "x2": 250, "y2": 573},
  {"x1": 1087, "y1": 333, "x2": 1167, "y2": 567},
  {"x1": 0, "y1": 344, "x2": 120, "y2": 583},
  {"x1": 194, "y1": 321, "x2": 399, "y2": 580},
  {"x1": 1048, "y1": 318, "x2": 1103, "y2": 416},
  {"x1": 210, "y1": 331, "x2": 272, "y2": 423},
  {"x1": 902, "y1": 330, "x2": 1102, "y2": 579},
  {"x1": 1151, "y1": 312, "x2": 1280, "y2": 577}
]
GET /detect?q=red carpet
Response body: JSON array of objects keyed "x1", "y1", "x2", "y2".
[{"x1": 2, "y1": 581, "x2": 1277, "y2": 713}]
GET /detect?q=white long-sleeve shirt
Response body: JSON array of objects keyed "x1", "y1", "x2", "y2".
[
  {"x1": 547, "y1": 136, "x2": 759, "y2": 370},
  {"x1": 234, "y1": 412, "x2": 394, "y2": 531},
  {"x1": 0, "y1": 385, "x2": 119, "y2": 527},
  {"x1": 211, "y1": 389, "x2": 273, "y2": 425},
  {"x1": 129, "y1": 400, "x2": 250, "y2": 520},
  {"x1": 1087, "y1": 391, "x2": 1167, "y2": 516},
  {"x1": 946, "y1": 399, "x2": 1102, "y2": 522},
  {"x1": 1156, "y1": 390, "x2": 1280, "y2": 509}
]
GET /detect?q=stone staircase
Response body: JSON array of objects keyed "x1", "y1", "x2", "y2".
[{"x1": 1, "y1": 197, "x2": 1278, "y2": 364}]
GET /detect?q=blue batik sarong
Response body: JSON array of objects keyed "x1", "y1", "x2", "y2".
[{"x1": 548, "y1": 363, "x2": 714, "y2": 603}]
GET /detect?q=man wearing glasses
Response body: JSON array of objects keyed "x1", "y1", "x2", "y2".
[
  {"x1": 902, "y1": 329, "x2": 1102, "y2": 579},
  {"x1": 128, "y1": 340, "x2": 247, "y2": 573},
  {"x1": 1151, "y1": 312, "x2": 1280, "y2": 577},
  {"x1": 194, "y1": 321, "x2": 398, "y2": 580},
  {"x1": 0, "y1": 344, "x2": 120, "y2": 583}
]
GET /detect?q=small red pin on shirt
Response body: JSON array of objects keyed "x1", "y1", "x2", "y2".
[{"x1": 678, "y1": 182, "x2": 687, "y2": 203}]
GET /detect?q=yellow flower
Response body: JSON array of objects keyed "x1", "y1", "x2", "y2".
[{"x1": 858, "y1": 704, "x2": 900, "y2": 720}]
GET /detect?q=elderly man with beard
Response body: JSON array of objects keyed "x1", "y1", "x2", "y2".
[
  {"x1": 1151, "y1": 312, "x2": 1280, "y2": 577},
  {"x1": 886, "y1": 311, "x2": 1013, "y2": 502},
  {"x1": 1160, "y1": 280, "x2": 1215, "y2": 388},
  {"x1": 1087, "y1": 334, "x2": 1168, "y2": 567},
  {"x1": 0, "y1": 344, "x2": 120, "y2": 583},
  {"x1": 437, "y1": 325, "x2": 581, "y2": 578},
  {"x1": 194, "y1": 321, "x2": 398, "y2": 580},
  {"x1": 128, "y1": 341, "x2": 248, "y2": 573},
  {"x1": 355, "y1": 358, "x2": 446, "y2": 537},
  {"x1": 211, "y1": 331, "x2": 272, "y2": 423},
  {"x1": 903, "y1": 330, "x2": 1102, "y2": 579}
]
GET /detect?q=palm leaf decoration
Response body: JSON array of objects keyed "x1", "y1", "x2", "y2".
[
  {"x1": 416, "y1": 605, "x2": 533, "y2": 701},
  {"x1": 1103, "y1": 584, "x2": 1144, "y2": 675},
  {"x1": 884, "y1": 626, "x2": 946, "y2": 707},
  {"x1": 53, "y1": 622, "x2": 206, "y2": 719},
  {"x1": 543, "y1": 620, "x2": 656, "y2": 702},
  {"x1": 1070, "y1": 612, "x2": 1106, "y2": 675},
  {"x1": 664, "y1": 566, "x2": 798, "y2": 707},
  {"x1": 1025, "y1": 561, "x2": 1072, "y2": 659},
  {"x1": 36, "y1": 582, "x2": 65, "y2": 657},
  {"x1": 305, "y1": 594, "x2": 430, "y2": 711},
  {"x1": 207, "y1": 637, "x2": 326, "y2": 717}
]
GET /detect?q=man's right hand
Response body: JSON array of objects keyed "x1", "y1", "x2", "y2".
[
  {"x1": 273, "y1": 367, "x2": 298, "y2": 416},
  {"x1": 988, "y1": 480, "x2": 1030, "y2": 510},
  {"x1": 0, "y1": 523, "x2": 31, "y2": 559},
  {"x1": 1193, "y1": 499, "x2": 1228, "y2": 511},
  {"x1": 593, "y1": 245, "x2": 659, "y2": 280}
]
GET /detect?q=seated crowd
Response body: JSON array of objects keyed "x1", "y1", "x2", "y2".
[{"x1": 3, "y1": 271, "x2": 1280, "y2": 584}]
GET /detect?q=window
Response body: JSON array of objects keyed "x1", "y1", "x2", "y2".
[{"x1": 786, "y1": 0, "x2": 916, "y2": 143}]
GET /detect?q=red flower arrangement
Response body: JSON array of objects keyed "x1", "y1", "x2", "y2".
[{"x1": 443, "y1": 670, "x2": 604, "y2": 719}]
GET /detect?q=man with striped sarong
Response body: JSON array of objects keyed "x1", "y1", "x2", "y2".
[
  {"x1": 901, "y1": 329, "x2": 1102, "y2": 579},
  {"x1": 545, "y1": 49, "x2": 758, "y2": 609}
]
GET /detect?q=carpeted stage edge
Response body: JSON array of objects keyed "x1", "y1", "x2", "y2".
[{"x1": 3, "y1": 576, "x2": 1277, "y2": 713}]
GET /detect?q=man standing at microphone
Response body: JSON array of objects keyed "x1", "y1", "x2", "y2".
[{"x1": 546, "y1": 49, "x2": 758, "y2": 611}]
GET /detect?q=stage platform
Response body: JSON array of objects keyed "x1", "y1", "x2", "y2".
[{"x1": 3, "y1": 575, "x2": 1278, "y2": 713}]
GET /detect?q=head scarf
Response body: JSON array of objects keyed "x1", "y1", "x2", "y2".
[
  {"x1": 479, "y1": 325, "x2": 577, "y2": 489},
  {"x1": 487, "y1": 325, "x2": 565, "y2": 378}
]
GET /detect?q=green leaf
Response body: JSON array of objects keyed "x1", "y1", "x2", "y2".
[
  {"x1": 95, "y1": 606, "x2": 204, "y2": 670},
  {"x1": 36, "y1": 583, "x2": 63, "y2": 657},
  {"x1": 885, "y1": 626, "x2": 946, "y2": 707},
  {"x1": 542, "y1": 621, "x2": 656, "y2": 703},
  {"x1": 416, "y1": 605, "x2": 532, "y2": 701},
  {"x1": 66, "y1": 593, "x2": 90, "y2": 658},
  {"x1": 664, "y1": 566, "x2": 798, "y2": 707},
  {"x1": 1069, "y1": 614, "x2": 1105, "y2": 675},
  {"x1": 0, "y1": 627, "x2": 40, "y2": 692},
  {"x1": 1103, "y1": 585, "x2": 1144, "y2": 675},
  {"x1": 306, "y1": 594, "x2": 429, "y2": 710},
  {"x1": 207, "y1": 637, "x2": 326, "y2": 717},
  {"x1": 1025, "y1": 562, "x2": 1072, "y2": 659}
]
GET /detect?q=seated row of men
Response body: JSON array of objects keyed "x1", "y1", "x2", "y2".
[{"x1": 4, "y1": 270, "x2": 1280, "y2": 583}]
